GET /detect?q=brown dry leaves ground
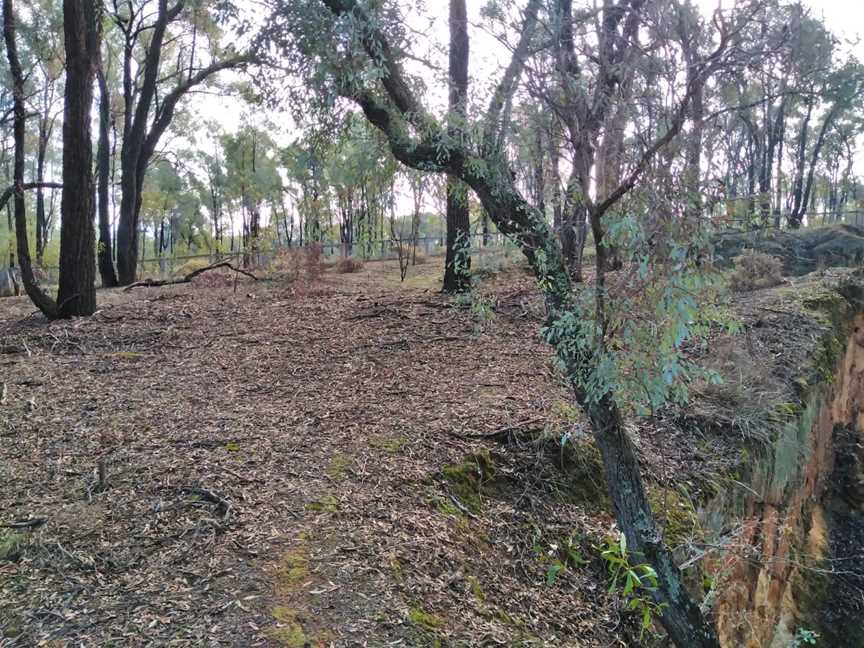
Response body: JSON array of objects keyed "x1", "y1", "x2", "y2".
[
  {"x1": 0, "y1": 255, "x2": 830, "y2": 647},
  {"x1": 0, "y1": 258, "x2": 635, "y2": 648}
]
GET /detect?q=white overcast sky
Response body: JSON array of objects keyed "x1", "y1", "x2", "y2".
[{"x1": 195, "y1": 0, "x2": 863, "y2": 133}]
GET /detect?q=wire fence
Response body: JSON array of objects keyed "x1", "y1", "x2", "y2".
[
  {"x1": 38, "y1": 233, "x2": 510, "y2": 283},
  {"x1": 35, "y1": 209, "x2": 864, "y2": 283}
]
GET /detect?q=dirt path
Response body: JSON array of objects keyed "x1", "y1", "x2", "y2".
[{"x1": 1, "y1": 264, "x2": 630, "y2": 647}]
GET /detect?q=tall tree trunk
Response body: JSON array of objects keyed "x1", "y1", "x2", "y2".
[
  {"x1": 788, "y1": 99, "x2": 814, "y2": 228},
  {"x1": 57, "y1": 0, "x2": 100, "y2": 317},
  {"x1": 3, "y1": 0, "x2": 57, "y2": 317},
  {"x1": 97, "y1": 62, "x2": 118, "y2": 287},
  {"x1": 35, "y1": 108, "x2": 50, "y2": 265},
  {"x1": 443, "y1": 0, "x2": 471, "y2": 293}
]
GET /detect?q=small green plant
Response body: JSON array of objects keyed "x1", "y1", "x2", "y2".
[
  {"x1": 599, "y1": 532, "x2": 667, "y2": 640},
  {"x1": 535, "y1": 531, "x2": 589, "y2": 586},
  {"x1": 454, "y1": 289, "x2": 495, "y2": 334},
  {"x1": 728, "y1": 249, "x2": 784, "y2": 292},
  {"x1": 788, "y1": 628, "x2": 819, "y2": 647}
]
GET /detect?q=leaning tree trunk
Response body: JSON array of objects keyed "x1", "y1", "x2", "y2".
[
  {"x1": 317, "y1": 0, "x2": 722, "y2": 642},
  {"x1": 581, "y1": 392, "x2": 720, "y2": 647},
  {"x1": 57, "y1": 0, "x2": 100, "y2": 317},
  {"x1": 3, "y1": 0, "x2": 57, "y2": 317},
  {"x1": 97, "y1": 62, "x2": 118, "y2": 288},
  {"x1": 442, "y1": 0, "x2": 471, "y2": 293}
]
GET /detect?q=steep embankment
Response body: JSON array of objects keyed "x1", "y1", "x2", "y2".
[{"x1": 686, "y1": 272, "x2": 864, "y2": 647}]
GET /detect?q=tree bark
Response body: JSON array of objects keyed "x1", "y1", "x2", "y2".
[
  {"x1": 3, "y1": 0, "x2": 57, "y2": 317},
  {"x1": 97, "y1": 60, "x2": 118, "y2": 287},
  {"x1": 57, "y1": 0, "x2": 100, "y2": 317},
  {"x1": 35, "y1": 87, "x2": 54, "y2": 266},
  {"x1": 442, "y1": 0, "x2": 471, "y2": 293}
]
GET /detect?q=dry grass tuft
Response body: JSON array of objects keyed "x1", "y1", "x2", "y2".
[
  {"x1": 335, "y1": 257, "x2": 365, "y2": 274},
  {"x1": 728, "y1": 249, "x2": 784, "y2": 292}
]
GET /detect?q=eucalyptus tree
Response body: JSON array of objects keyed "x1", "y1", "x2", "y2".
[
  {"x1": 442, "y1": 0, "x2": 471, "y2": 292},
  {"x1": 786, "y1": 60, "x2": 864, "y2": 228},
  {"x1": 107, "y1": 0, "x2": 256, "y2": 284},
  {"x1": 2, "y1": 0, "x2": 99, "y2": 318},
  {"x1": 220, "y1": 125, "x2": 282, "y2": 263},
  {"x1": 21, "y1": 0, "x2": 64, "y2": 265},
  {"x1": 263, "y1": 0, "x2": 777, "y2": 645}
]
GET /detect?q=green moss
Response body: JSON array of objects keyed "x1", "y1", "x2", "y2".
[
  {"x1": 559, "y1": 438, "x2": 608, "y2": 507},
  {"x1": 369, "y1": 435, "x2": 408, "y2": 455},
  {"x1": 441, "y1": 449, "x2": 497, "y2": 513},
  {"x1": 647, "y1": 487, "x2": 699, "y2": 549},
  {"x1": 305, "y1": 494, "x2": 339, "y2": 513},
  {"x1": 325, "y1": 454, "x2": 352, "y2": 481},
  {"x1": 467, "y1": 575, "x2": 485, "y2": 602},
  {"x1": 0, "y1": 531, "x2": 23, "y2": 562},
  {"x1": 388, "y1": 554, "x2": 404, "y2": 583},
  {"x1": 815, "y1": 331, "x2": 844, "y2": 383},
  {"x1": 428, "y1": 495, "x2": 464, "y2": 517},
  {"x1": 550, "y1": 399, "x2": 581, "y2": 422},
  {"x1": 3, "y1": 618, "x2": 21, "y2": 638},
  {"x1": 276, "y1": 548, "x2": 310, "y2": 588},
  {"x1": 268, "y1": 607, "x2": 310, "y2": 647},
  {"x1": 408, "y1": 606, "x2": 443, "y2": 630}
]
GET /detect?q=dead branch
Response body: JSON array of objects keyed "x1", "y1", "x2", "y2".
[
  {"x1": 123, "y1": 261, "x2": 258, "y2": 291},
  {"x1": 2, "y1": 517, "x2": 47, "y2": 529}
]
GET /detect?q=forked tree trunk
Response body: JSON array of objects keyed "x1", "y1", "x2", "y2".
[{"x1": 57, "y1": 0, "x2": 100, "y2": 317}]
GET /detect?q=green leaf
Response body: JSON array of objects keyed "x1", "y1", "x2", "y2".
[{"x1": 546, "y1": 562, "x2": 564, "y2": 586}]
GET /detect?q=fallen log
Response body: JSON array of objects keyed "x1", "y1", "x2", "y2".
[{"x1": 123, "y1": 261, "x2": 258, "y2": 291}]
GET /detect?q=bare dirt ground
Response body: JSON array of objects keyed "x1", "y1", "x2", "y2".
[{"x1": 0, "y1": 258, "x2": 641, "y2": 648}]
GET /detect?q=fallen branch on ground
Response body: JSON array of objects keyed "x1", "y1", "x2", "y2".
[{"x1": 123, "y1": 261, "x2": 258, "y2": 291}]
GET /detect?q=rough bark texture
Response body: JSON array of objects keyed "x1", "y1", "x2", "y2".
[
  {"x1": 442, "y1": 0, "x2": 471, "y2": 293},
  {"x1": 97, "y1": 62, "x2": 118, "y2": 288},
  {"x1": 3, "y1": 0, "x2": 58, "y2": 318},
  {"x1": 56, "y1": 0, "x2": 100, "y2": 317}
]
